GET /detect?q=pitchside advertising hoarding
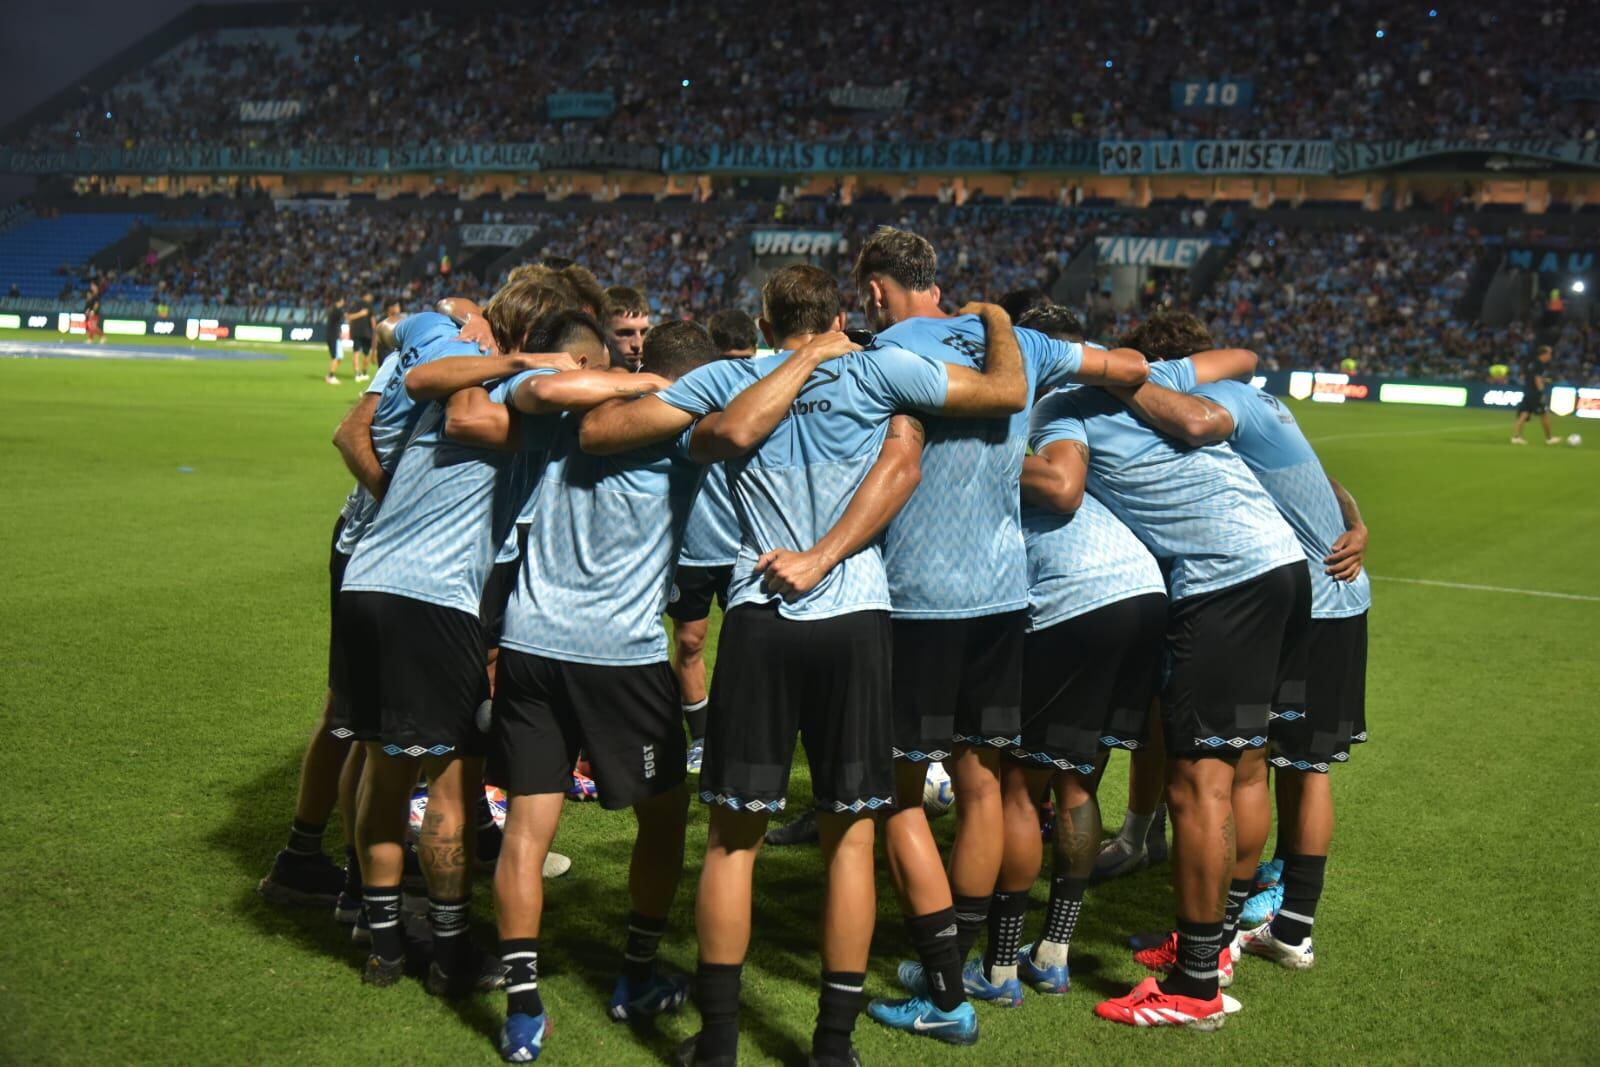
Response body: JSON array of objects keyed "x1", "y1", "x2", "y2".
[
  {"x1": 7, "y1": 305, "x2": 1598, "y2": 417},
  {"x1": 7, "y1": 307, "x2": 314, "y2": 342}
]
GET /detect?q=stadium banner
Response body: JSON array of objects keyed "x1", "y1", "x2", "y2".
[
  {"x1": 1551, "y1": 75, "x2": 1600, "y2": 103},
  {"x1": 459, "y1": 224, "x2": 539, "y2": 248},
  {"x1": 545, "y1": 92, "x2": 616, "y2": 120},
  {"x1": 1094, "y1": 235, "x2": 1213, "y2": 268},
  {"x1": 1549, "y1": 386, "x2": 1600, "y2": 419},
  {"x1": 1097, "y1": 140, "x2": 1333, "y2": 175},
  {"x1": 660, "y1": 140, "x2": 1099, "y2": 173},
  {"x1": 238, "y1": 100, "x2": 304, "y2": 123},
  {"x1": 1170, "y1": 79, "x2": 1255, "y2": 112},
  {"x1": 827, "y1": 85, "x2": 909, "y2": 110},
  {"x1": 1504, "y1": 246, "x2": 1597, "y2": 274},
  {"x1": 1332, "y1": 138, "x2": 1600, "y2": 173},
  {"x1": 750, "y1": 230, "x2": 847, "y2": 255},
  {"x1": 1268, "y1": 370, "x2": 1546, "y2": 411},
  {"x1": 0, "y1": 143, "x2": 656, "y2": 174}
]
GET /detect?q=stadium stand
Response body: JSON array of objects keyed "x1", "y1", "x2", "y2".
[
  {"x1": 17, "y1": 2, "x2": 1600, "y2": 149},
  {"x1": 0, "y1": 212, "x2": 147, "y2": 299}
]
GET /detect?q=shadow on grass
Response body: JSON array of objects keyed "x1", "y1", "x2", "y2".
[
  {"x1": 202, "y1": 748, "x2": 510, "y2": 1044},
  {"x1": 203, "y1": 751, "x2": 1176, "y2": 1062}
]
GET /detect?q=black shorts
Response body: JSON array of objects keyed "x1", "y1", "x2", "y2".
[
  {"x1": 351, "y1": 331, "x2": 373, "y2": 353},
  {"x1": 1517, "y1": 393, "x2": 1547, "y2": 415},
  {"x1": 1271, "y1": 612, "x2": 1369, "y2": 772},
  {"x1": 700, "y1": 603, "x2": 894, "y2": 815},
  {"x1": 1162, "y1": 563, "x2": 1304, "y2": 759},
  {"x1": 1013, "y1": 594, "x2": 1166, "y2": 774},
  {"x1": 489, "y1": 650, "x2": 686, "y2": 811},
  {"x1": 480, "y1": 524, "x2": 529, "y2": 647},
  {"x1": 1272, "y1": 563, "x2": 1315, "y2": 713},
  {"x1": 891, "y1": 611, "x2": 1026, "y2": 761},
  {"x1": 666, "y1": 564, "x2": 734, "y2": 623},
  {"x1": 327, "y1": 515, "x2": 352, "y2": 690},
  {"x1": 328, "y1": 591, "x2": 488, "y2": 758}
]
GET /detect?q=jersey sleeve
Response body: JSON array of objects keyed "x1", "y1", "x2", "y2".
[
  {"x1": 1028, "y1": 390, "x2": 1088, "y2": 451},
  {"x1": 1148, "y1": 358, "x2": 1198, "y2": 392},
  {"x1": 491, "y1": 370, "x2": 563, "y2": 452},
  {"x1": 658, "y1": 359, "x2": 747, "y2": 416},
  {"x1": 1017, "y1": 326, "x2": 1084, "y2": 391},
  {"x1": 1191, "y1": 379, "x2": 1254, "y2": 435},
  {"x1": 390, "y1": 311, "x2": 446, "y2": 352},
  {"x1": 366, "y1": 353, "x2": 400, "y2": 395},
  {"x1": 860, "y1": 345, "x2": 949, "y2": 413}
]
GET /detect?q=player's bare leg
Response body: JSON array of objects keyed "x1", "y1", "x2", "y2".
[
  {"x1": 811, "y1": 811, "x2": 877, "y2": 1060},
  {"x1": 689, "y1": 807, "x2": 768, "y2": 1062},
  {"x1": 354, "y1": 745, "x2": 421, "y2": 980},
  {"x1": 1225, "y1": 748, "x2": 1271, "y2": 948},
  {"x1": 946, "y1": 743, "x2": 1004, "y2": 964},
  {"x1": 992, "y1": 754, "x2": 1104, "y2": 979},
  {"x1": 878, "y1": 760, "x2": 969, "y2": 1013},
  {"x1": 258, "y1": 690, "x2": 353, "y2": 907},
  {"x1": 671, "y1": 617, "x2": 710, "y2": 768},
  {"x1": 495, "y1": 791, "x2": 564, "y2": 1049}
]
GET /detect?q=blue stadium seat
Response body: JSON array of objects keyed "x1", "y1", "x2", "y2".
[{"x1": 0, "y1": 213, "x2": 148, "y2": 299}]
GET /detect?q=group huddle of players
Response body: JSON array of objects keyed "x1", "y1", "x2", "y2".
[{"x1": 256, "y1": 227, "x2": 1372, "y2": 1066}]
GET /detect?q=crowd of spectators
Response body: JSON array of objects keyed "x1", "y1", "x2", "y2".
[
  {"x1": 25, "y1": 1, "x2": 1600, "y2": 150},
  {"x1": 1186, "y1": 223, "x2": 1597, "y2": 384},
  {"x1": 56, "y1": 201, "x2": 1597, "y2": 385},
  {"x1": 105, "y1": 208, "x2": 455, "y2": 311}
]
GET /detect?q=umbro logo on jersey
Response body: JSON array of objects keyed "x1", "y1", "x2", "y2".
[
  {"x1": 797, "y1": 367, "x2": 841, "y2": 397},
  {"x1": 792, "y1": 398, "x2": 833, "y2": 415}
]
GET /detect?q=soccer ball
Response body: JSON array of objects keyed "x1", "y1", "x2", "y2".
[
  {"x1": 923, "y1": 761, "x2": 955, "y2": 816},
  {"x1": 1569, "y1": 434, "x2": 1583, "y2": 446}
]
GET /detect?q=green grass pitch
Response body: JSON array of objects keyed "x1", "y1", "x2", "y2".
[{"x1": 2, "y1": 331, "x2": 1597, "y2": 1064}]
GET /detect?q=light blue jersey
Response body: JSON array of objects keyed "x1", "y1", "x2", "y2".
[
  {"x1": 334, "y1": 314, "x2": 475, "y2": 556},
  {"x1": 1030, "y1": 361, "x2": 1302, "y2": 602},
  {"x1": 341, "y1": 364, "x2": 538, "y2": 617},
  {"x1": 334, "y1": 354, "x2": 401, "y2": 555},
  {"x1": 1023, "y1": 492, "x2": 1166, "y2": 631},
  {"x1": 659, "y1": 345, "x2": 949, "y2": 620},
  {"x1": 679, "y1": 462, "x2": 740, "y2": 567},
  {"x1": 501, "y1": 405, "x2": 702, "y2": 666},
  {"x1": 1191, "y1": 377, "x2": 1372, "y2": 619},
  {"x1": 872, "y1": 315, "x2": 1086, "y2": 619}
]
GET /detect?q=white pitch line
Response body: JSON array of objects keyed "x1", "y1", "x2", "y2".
[
  {"x1": 1372, "y1": 575, "x2": 1600, "y2": 602},
  {"x1": 1309, "y1": 425, "x2": 1486, "y2": 445}
]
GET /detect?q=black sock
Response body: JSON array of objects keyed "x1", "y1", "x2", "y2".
[
  {"x1": 982, "y1": 890, "x2": 1029, "y2": 977},
  {"x1": 1041, "y1": 873, "x2": 1087, "y2": 950},
  {"x1": 1159, "y1": 919, "x2": 1224, "y2": 1000},
  {"x1": 905, "y1": 908, "x2": 965, "y2": 1012},
  {"x1": 953, "y1": 893, "x2": 990, "y2": 964},
  {"x1": 475, "y1": 790, "x2": 496, "y2": 831},
  {"x1": 429, "y1": 895, "x2": 471, "y2": 975},
  {"x1": 623, "y1": 910, "x2": 667, "y2": 984},
  {"x1": 502, "y1": 937, "x2": 543, "y2": 1017},
  {"x1": 812, "y1": 970, "x2": 865, "y2": 1059},
  {"x1": 363, "y1": 885, "x2": 404, "y2": 961},
  {"x1": 1223, "y1": 877, "x2": 1253, "y2": 942},
  {"x1": 1270, "y1": 853, "x2": 1327, "y2": 943},
  {"x1": 341, "y1": 846, "x2": 362, "y2": 896},
  {"x1": 683, "y1": 699, "x2": 709, "y2": 742},
  {"x1": 286, "y1": 818, "x2": 325, "y2": 857},
  {"x1": 695, "y1": 961, "x2": 743, "y2": 1061}
]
